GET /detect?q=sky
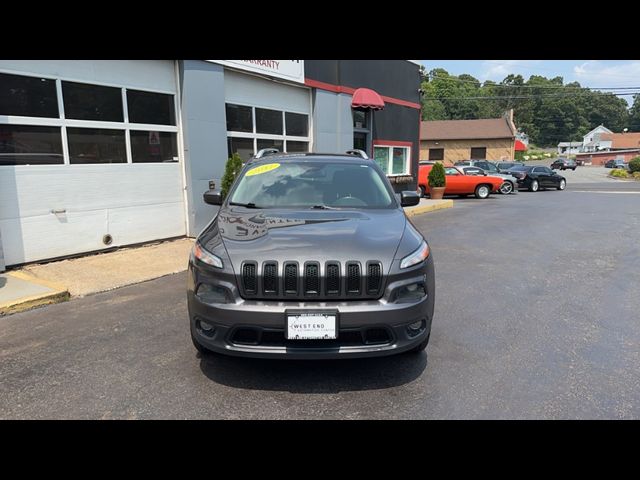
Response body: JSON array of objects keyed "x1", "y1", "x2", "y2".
[{"x1": 418, "y1": 60, "x2": 640, "y2": 106}]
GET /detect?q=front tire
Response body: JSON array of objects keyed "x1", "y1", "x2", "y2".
[
  {"x1": 557, "y1": 179, "x2": 566, "y2": 190},
  {"x1": 474, "y1": 184, "x2": 491, "y2": 199},
  {"x1": 529, "y1": 179, "x2": 539, "y2": 192},
  {"x1": 499, "y1": 181, "x2": 514, "y2": 195}
]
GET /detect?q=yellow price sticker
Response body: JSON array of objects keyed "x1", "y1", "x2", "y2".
[{"x1": 246, "y1": 163, "x2": 281, "y2": 177}]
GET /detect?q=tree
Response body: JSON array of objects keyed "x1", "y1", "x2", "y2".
[
  {"x1": 629, "y1": 94, "x2": 640, "y2": 132},
  {"x1": 419, "y1": 69, "x2": 635, "y2": 147},
  {"x1": 221, "y1": 152, "x2": 243, "y2": 200}
]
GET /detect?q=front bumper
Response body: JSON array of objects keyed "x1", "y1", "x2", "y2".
[{"x1": 187, "y1": 256, "x2": 435, "y2": 359}]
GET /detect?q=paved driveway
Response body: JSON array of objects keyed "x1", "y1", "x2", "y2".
[{"x1": 1, "y1": 181, "x2": 639, "y2": 419}]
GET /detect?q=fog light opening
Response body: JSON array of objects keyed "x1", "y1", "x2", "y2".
[
  {"x1": 407, "y1": 319, "x2": 425, "y2": 337},
  {"x1": 196, "y1": 319, "x2": 216, "y2": 338}
]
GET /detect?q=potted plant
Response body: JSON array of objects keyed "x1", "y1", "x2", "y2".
[{"x1": 428, "y1": 162, "x2": 446, "y2": 199}]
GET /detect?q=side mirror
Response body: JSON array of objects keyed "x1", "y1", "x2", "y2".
[
  {"x1": 203, "y1": 189, "x2": 223, "y2": 205},
  {"x1": 401, "y1": 190, "x2": 420, "y2": 207}
]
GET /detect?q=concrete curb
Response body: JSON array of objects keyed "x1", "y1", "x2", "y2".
[
  {"x1": 0, "y1": 271, "x2": 70, "y2": 316},
  {"x1": 404, "y1": 200, "x2": 453, "y2": 217}
]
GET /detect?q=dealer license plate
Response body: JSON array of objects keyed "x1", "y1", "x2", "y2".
[{"x1": 286, "y1": 313, "x2": 337, "y2": 340}]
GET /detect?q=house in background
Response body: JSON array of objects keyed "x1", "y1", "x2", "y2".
[
  {"x1": 576, "y1": 131, "x2": 640, "y2": 165},
  {"x1": 420, "y1": 111, "x2": 516, "y2": 165},
  {"x1": 557, "y1": 125, "x2": 613, "y2": 155},
  {"x1": 581, "y1": 125, "x2": 613, "y2": 152},
  {"x1": 557, "y1": 141, "x2": 582, "y2": 155}
]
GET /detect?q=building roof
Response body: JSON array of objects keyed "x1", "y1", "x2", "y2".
[
  {"x1": 583, "y1": 125, "x2": 612, "y2": 138},
  {"x1": 420, "y1": 118, "x2": 515, "y2": 141},
  {"x1": 576, "y1": 148, "x2": 640, "y2": 157},
  {"x1": 600, "y1": 133, "x2": 640, "y2": 150}
]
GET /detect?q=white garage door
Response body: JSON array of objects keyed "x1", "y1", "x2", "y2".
[{"x1": 0, "y1": 60, "x2": 186, "y2": 266}]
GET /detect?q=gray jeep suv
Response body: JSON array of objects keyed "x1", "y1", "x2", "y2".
[{"x1": 187, "y1": 150, "x2": 435, "y2": 359}]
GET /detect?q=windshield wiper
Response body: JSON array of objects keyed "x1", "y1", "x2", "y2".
[
  {"x1": 229, "y1": 201, "x2": 261, "y2": 209},
  {"x1": 310, "y1": 204, "x2": 338, "y2": 210}
]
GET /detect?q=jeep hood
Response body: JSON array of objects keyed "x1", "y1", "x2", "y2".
[{"x1": 214, "y1": 207, "x2": 407, "y2": 270}]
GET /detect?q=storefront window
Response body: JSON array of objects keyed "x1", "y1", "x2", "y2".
[
  {"x1": 374, "y1": 147, "x2": 389, "y2": 172},
  {"x1": 63, "y1": 81, "x2": 123, "y2": 122},
  {"x1": 354, "y1": 132, "x2": 368, "y2": 152},
  {"x1": 392, "y1": 147, "x2": 407, "y2": 174},
  {"x1": 353, "y1": 110, "x2": 367, "y2": 129},
  {"x1": 130, "y1": 131, "x2": 178, "y2": 163},
  {"x1": 373, "y1": 144, "x2": 411, "y2": 175}
]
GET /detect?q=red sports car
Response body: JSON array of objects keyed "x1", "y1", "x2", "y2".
[{"x1": 418, "y1": 164, "x2": 504, "y2": 199}]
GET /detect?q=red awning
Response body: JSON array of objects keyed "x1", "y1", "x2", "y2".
[
  {"x1": 351, "y1": 88, "x2": 385, "y2": 110},
  {"x1": 515, "y1": 139, "x2": 527, "y2": 151}
]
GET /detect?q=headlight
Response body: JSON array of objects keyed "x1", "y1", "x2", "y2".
[
  {"x1": 192, "y1": 242, "x2": 223, "y2": 269},
  {"x1": 400, "y1": 240, "x2": 430, "y2": 269}
]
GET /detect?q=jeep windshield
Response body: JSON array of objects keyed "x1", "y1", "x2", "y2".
[{"x1": 229, "y1": 161, "x2": 396, "y2": 209}]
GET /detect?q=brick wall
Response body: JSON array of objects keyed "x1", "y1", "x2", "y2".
[
  {"x1": 576, "y1": 150, "x2": 640, "y2": 165},
  {"x1": 420, "y1": 138, "x2": 515, "y2": 165}
]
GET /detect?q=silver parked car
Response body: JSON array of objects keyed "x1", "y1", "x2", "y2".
[{"x1": 457, "y1": 163, "x2": 518, "y2": 195}]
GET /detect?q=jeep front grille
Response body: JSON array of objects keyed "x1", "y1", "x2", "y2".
[{"x1": 239, "y1": 260, "x2": 383, "y2": 300}]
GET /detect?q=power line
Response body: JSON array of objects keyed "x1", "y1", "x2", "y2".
[
  {"x1": 422, "y1": 91, "x2": 640, "y2": 100},
  {"x1": 426, "y1": 73, "x2": 640, "y2": 91}
]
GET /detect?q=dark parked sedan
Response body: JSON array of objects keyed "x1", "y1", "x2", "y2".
[
  {"x1": 188, "y1": 150, "x2": 435, "y2": 359},
  {"x1": 550, "y1": 158, "x2": 576, "y2": 170},
  {"x1": 507, "y1": 165, "x2": 566, "y2": 192}
]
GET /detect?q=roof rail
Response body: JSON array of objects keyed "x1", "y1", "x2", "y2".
[
  {"x1": 255, "y1": 148, "x2": 279, "y2": 159},
  {"x1": 345, "y1": 149, "x2": 369, "y2": 159}
]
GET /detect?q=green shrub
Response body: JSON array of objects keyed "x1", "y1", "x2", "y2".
[
  {"x1": 632, "y1": 171, "x2": 640, "y2": 180},
  {"x1": 428, "y1": 162, "x2": 446, "y2": 187},
  {"x1": 629, "y1": 156, "x2": 640, "y2": 173},
  {"x1": 610, "y1": 169, "x2": 629, "y2": 178},
  {"x1": 221, "y1": 152, "x2": 244, "y2": 199}
]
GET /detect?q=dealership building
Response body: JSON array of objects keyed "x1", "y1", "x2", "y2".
[{"x1": 0, "y1": 60, "x2": 421, "y2": 270}]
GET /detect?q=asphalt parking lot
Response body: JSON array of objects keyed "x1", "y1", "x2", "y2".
[{"x1": 1, "y1": 176, "x2": 639, "y2": 419}]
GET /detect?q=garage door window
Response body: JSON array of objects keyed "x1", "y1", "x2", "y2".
[
  {"x1": 130, "y1": 130, "x2": 178, "y2": 163},
  {"x1": 67, "y1": 128, "x2": 127, "y2": 164},
  {"x1": 62, "y1": 81, "x2": 124, "y2": 122},
  {"x1": 0, "y1": 124, "x2": 63, "y2": 165},
  {"x1": 127, "y1": 89, "x2": 176, "y2": 126},
  {"x1": 0, "y1": 70, "x2": 179, "y2": 166},
  {"x1": 0, "y1": 72, "x2": 59, "y2": 118},
  {"x1": 226, "y1": 102, "x2": 310, "y2": 162}
]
